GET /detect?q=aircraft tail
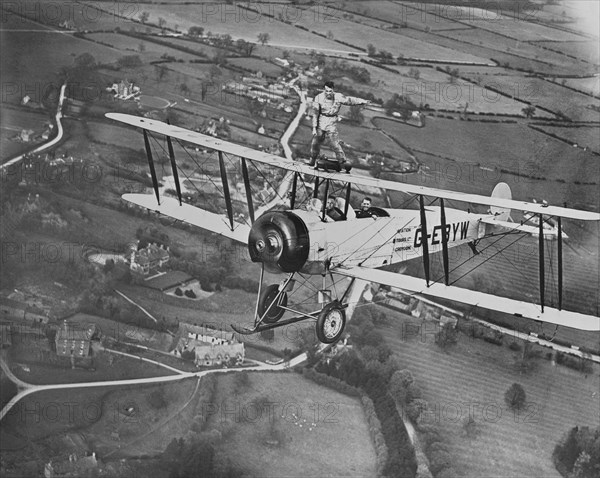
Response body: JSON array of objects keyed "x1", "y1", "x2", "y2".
[{"x1": 489, "y1": 182, "x2": 512, "y2": 221}]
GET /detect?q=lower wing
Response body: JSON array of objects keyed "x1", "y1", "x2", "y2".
[
  {"x1": 334, "y1": 266, "x2": 600, "y2": 331},
  {"x1": 123, "y1": 193, "x2": 250, "y2": 244}
]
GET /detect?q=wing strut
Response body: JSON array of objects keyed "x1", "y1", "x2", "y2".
[
  {"x1": 313, "y1": 176, "x2": 320, "y2": 198},
  {"x1": 538, "y1": 214, "x2": 545, "y2": 312},
  {"x1": 419, "y1": 195, "x2": 430, "y2": 286},
  {"x1": 344, "y1": 182, "x2": 352, "y2": 220},
  {"x1": 143, "y1": 129, "x2": 160, "y2": 205},
  {"x1": 218, "y1": 151, "x2": 234, "y2": 230},
  {"x1": 440, "y1": 198, "x2": 450, "y2": 285},
  {"x1": 241, "y1": 158, "x2": 255, "y2": 224},
  {"x1": 557, "y1": 217, "x2": 563, "y2": 310},
  {"x1": 290, "y1": 172, "x2": 298, "y2": 209},
  {"x1": 321, "y1": 179, "x2": 330, "y2": 222},
  {"x1": 166, "y1": 135, "x2": 182, "y2": 205}
]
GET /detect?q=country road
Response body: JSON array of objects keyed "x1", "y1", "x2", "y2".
[{"x1": 1, "y1": 83, "x2": 67, "y2": 170}]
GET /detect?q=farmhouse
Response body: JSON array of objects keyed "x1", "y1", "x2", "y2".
[
  {"x1": 129, "y1": 243, "x2": 170, "y2": 275},
  {"x1": 175, "y1": 322, "x2": 245, "y2": 366},
  {"x1": 55, "y1": 321, "x2": 97, "y2": 358}
]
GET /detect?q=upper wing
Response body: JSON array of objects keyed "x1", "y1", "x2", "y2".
[
  {"x1": 106, "y1": 113, "x2": 600, "y2": 221},
  {"x1": 124, "y1": 194, "x2": 250, "y2": 244},
  {"x1": 334, "y1": 266, "x2": 600, "y2": 331}
]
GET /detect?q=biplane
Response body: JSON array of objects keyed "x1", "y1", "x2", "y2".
[{"x1": 106, "y1": 113, "x2": 600, "y2": 343}]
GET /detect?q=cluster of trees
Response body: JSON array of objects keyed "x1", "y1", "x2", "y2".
[
  {"x1": 322, "y1": 59, "x2": 371, "y2": 84},
  {"x1": 161, "y1": 437, "x2": 242, "y2": 477},
  {"x1": 553, "y1": 426, "x2": 600, "y2": 478},
  {"x1": 366, "y1": 44, "x2": 395, "y2": 62},
  {"x1": 384, "y1": 93, "x2": 419, "y2": 118},
  {"x1": 315, "y1": 349, "x2": 417, "y2": 477},
  {"x1": 187, "y1": 25, "x2": 256, "y2": 56},
  {"x1": 308, "y1": 308, "x2": 418, "y2": 477}
]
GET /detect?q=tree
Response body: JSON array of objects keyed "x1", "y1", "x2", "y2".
[
  {"x1": 74, "y1": 52, "x2": 96, "y2": 69},
  {"x1": 208, "y1": 64, "x2": 222, "y2": 80},
  {"x1": 155, "y1": 64, "x2": 168, "y2": 82},
  {"x1": 188, "y1": 26, "x2": 204, "y2": 37},
  {"x1": 435, "y1": 322, "x2": 458, "y2": 351},
  {"x1": 257, "y1": 32, "x2": 270, "y2": 45},
  {"x1": 389, "y1": 369, "x2": 413, "y2": 405},
  {"x1": 522, "y1": 105, "x2": 536, "y2": 118},
  {"x1": 367, "y1": 43, "x2": 376, "y2": 57},
  {"x1": 504, "y1": 382, "x2": 526, "y2": 410},
  {"x1": 348, "y1": 105, "x2": 364, "y2": 125},
  {"x1": 179, "y1": 82, "x2": 190, "y2": 95},
  {"x1": 236, "y1": 39, "x2": 255, "y2": 56},
  {"x1": 139, "y1": 11, "x2": 149, "y2": 24},
  {"x1": 553, "y1": 426, "x2": 600, "y2": 478},
  {"x1": 408, "y1": 67, "x2": 420, "y2": 80},
  {"x1": 138, "y1": 42, "x2": 146, "y2": 53},
  {"x1": 158, "y1": 17, "x2": 166, "y2": 29}
]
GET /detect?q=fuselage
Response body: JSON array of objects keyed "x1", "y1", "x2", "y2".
[{"x1": 248, "y1": 207, "x2": 489, "y2": 274}]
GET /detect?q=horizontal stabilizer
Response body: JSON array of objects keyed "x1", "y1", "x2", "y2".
[
  {"x1": 123, "y1": 193, "x2": 250, "y2": 244},
  {"x1": 479, "y1": 217, "x2": 567, "y2": 239},
  {"x1": 334, "y1": 266, "x2": 600, "y2": 331}
]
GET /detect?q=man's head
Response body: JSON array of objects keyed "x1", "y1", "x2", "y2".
[
  {"x1": 324, "y1": 81, "x2": 335, "y2": 99},
  {"x1": 360, "y1": 197, "x2": 372, "y2": 211},
  {"x1": 326, "y1": 196, "x2": 337, "y2": 210}
]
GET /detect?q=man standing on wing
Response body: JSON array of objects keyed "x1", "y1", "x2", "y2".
[{"x1": 309, "y1": 81, "x2": 369, "y2": 171}]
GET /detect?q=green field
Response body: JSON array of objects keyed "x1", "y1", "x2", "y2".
[
  {"x1": 535, "y1": 125, "x2": 600, "y2": 154},
  {"x1": 206, "y1": 372, "x2": 378, "y2": 477},
  {"x1": 437, "y1": 28, "x2": 588, "y2": 72},
  {"x1": 373, "y1": 116, "x2": 600, "y2": 207},
  {"x1": 95, "y1": 2, "x2": 355, "y2": 53},
  {"x1": 372, "y1": 305, "x2": 600, "y2": 478}
]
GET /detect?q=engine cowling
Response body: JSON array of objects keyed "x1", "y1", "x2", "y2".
[{"x1": 248, "y1": 211, "x2": 310, "y2": 273}]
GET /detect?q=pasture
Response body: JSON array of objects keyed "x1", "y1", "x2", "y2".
[
  {"x1": 0, "y1": 107, "x2": 52, "y2": 162},
  {"x1": 561, "y1": 77, "x2": 600, "y2": 97},
  {"x1": 374, "y1": 306, "x2": 600, "y2": 478},
  {"x1": 1, "y1": 379, "x2": 197, "y2": 451},
  {"x1": 373, "y1": 116, "x2": 600, "y2": 207},
  {"x1": 0, "y1": 15, "x2": 118, "y2": 92},
  {"x1": 474, "y1": 75, "x2": 600, "y2": 121},
  {"x1": 536, "y1": 125, "x2": 600, "y2": 154},
  {"x1": 291, "y1": 4, "x2": 491, "y2": 63},
  {"x1": 85, "y1": 32, "x2": 201, "y2": 63},
  {"x1": 341, "y1": 0, "x2": 470, "y2": 31},
  {"x1": 100, "y1": 2, "x2": 354, "y2": 53},
  {"x1": 206, "y1": 372, "x2": 377, "y2": 477},
  {"x1": 437, "y1": 28, "x2": 589, "y2": 72}
]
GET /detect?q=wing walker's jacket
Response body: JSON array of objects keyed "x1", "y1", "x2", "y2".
[
  {"x1": 312, "y1": 92, "x2": 368, "y2": 132},
  {"x1": 310, "y1": 92, "x2": 368, "y2": 165}
]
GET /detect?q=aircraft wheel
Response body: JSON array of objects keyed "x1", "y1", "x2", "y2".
[
  {"x1": 258, "y1": 284, "x2": 288, "y2": 324},
  {"x1": 316, "y1": 301, "x2": 346, "y2": 344}
]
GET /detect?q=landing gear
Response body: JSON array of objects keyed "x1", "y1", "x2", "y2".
[
  {"x1": 258, "y1": 284, "x2": 288, "y2": 323},
  {"x1": 316, "y1": 301, "x2": 346, "y2": 344}
]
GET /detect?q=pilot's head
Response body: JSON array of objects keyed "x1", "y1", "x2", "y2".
[
  {"x1": 361, "y1": 197, "x2": 372, "y2": 211},
  {"x1": 324, "y1": 81, "x2": 335, "y2": 99},
  {"x1": 326, "y1": 196, "x2": 337, "y2": 210}
]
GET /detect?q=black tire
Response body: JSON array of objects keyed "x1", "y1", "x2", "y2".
[
  {"x1": 258, "y1": 284, "x2": 288, "y2": 324},
  {"x1": 316, "y1": 301, "x2": 346, "y2": 344}
]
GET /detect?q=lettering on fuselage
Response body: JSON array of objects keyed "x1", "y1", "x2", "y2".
[{"x1": 413, "y1": 221, "x2": 469, "y2": 248}]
